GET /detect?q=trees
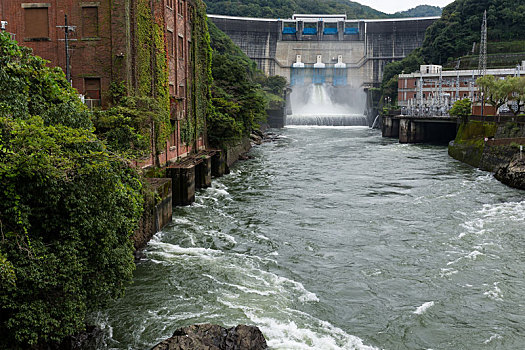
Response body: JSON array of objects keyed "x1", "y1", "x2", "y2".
[
  {"x1": 449, "y1": 98, "x2": 473, "y2": 118},
  {"x1": 476, "y1": 76, "x2": 525, "y2": 115},
  {"x1": 0, "y1": 32, "x2": 143, "y2": 348},
  {"x1": 207, "y1": 20, "x2": 276, "y2": 147}
]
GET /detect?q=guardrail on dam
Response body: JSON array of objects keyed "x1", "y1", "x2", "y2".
[{"x1": 208, "y1": 14, "x2": 438, "y2": 88}]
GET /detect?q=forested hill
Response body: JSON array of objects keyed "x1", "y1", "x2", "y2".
[
  {"x1": 422, "y1": 0, "x2": 525, "y2": 64},
  {"x1": 203, "y1": 0, "x2": 387, "y2": 19},
  {"x1": 395, "y1": 5, "x2": 442, "y2": 18},
  {"x1": 203, "y1": 0, "x2": 442, "y2": 19}
]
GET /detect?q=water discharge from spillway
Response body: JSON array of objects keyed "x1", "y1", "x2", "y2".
[{"x1": 287, "y1": 84, "x2": 368, "y2": 126}]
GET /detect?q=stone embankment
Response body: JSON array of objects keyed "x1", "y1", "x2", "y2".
[
  {"x1": 495, "y1": 155, "x2": 525, "y2": 190},
  {"x1": 151, "y1": 324, "x2": 267, "y2": 350},
  {"x1": 448, "y1": 117, "x2": 525, "y2": 189}
]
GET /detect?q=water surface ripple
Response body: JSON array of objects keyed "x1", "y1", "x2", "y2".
[{"x1": 95, "y1": 127, "x2": 525, "y2": 349}]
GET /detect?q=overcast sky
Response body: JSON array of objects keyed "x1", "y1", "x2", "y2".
[{"x1": 356, "y1": 0, "x2": 454, "y2": 14}]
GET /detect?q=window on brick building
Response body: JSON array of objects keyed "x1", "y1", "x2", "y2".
[
  {"x1": 178, "y1": 36, "x2": 184, "y2": 59},
  {"x1": 167, "y1": 30, "x2": 174, "y2": 57},
  {"x1": 167, "y1": 0, "x2": 174, "y2": 8},
  {"x1": 84, "y1": 78, "x2": 101, "y2": 100},
  {"x1": 24, "y1": 7, "x2": 49, "y2": 39},
  {"x1": 82, "y1": 6, "x2": 99, "y2": 38},
  {"x1": 178, "y1": 0, "x2": 184, "y2": 16}
]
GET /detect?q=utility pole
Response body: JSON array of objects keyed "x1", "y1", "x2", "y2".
[
  {"x1": 478, "y1": 10, "x2": 487, "y2": 77},
  {"x1": 455, "y1": 59, "x2": 461, "y2": 102},
  {"x1": 57, "y1": 15, "x2": 76, "y2": 85},
  {"x1": 478, "y1": 10, "x2": 487, "y2": 116}
]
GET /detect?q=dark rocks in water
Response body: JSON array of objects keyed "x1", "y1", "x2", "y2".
[
  {"x1": 250, "y1": 133, "x2": 263, "y2": 145},
  {"x1": 495, "y1": 156, "x2": 525, "y2": 190},
  {"x1": 151, "y1": 324, "x2": 268, "y2": 350}
]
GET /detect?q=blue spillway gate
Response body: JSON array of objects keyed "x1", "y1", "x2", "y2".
[
  {"x1": 303, "y1": 28, "x2": 317, "y2": 35},
  {"x1": 323, "y1": 28, "x2": 338, "y2": 35},
  {"x1": 282, "y1": 27, "x2": 297, "y2": 34},
  {"x1": 344, "y1": 27, "x2": 359, "y2": 35}
]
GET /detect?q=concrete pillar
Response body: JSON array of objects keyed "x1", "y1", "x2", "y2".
[
  {"x1": 212, "y1": 151, "x2": 228, "y2": 177},
  {"x1": 278, "y1": 20, "x2": 283, "y2": 41},
  {"x1": 382, "y1": 116, "x2": 400, "y2": 138},
  {"x1": 338, "y1": 21, "x2": 344, "y2": 41},
  {"x1": 195, "y1": 156, "x2": 212, "y2": 189},
  {"x1": 166, "y1": 165, "x2": 195, "y2": 206},
  {"x1": 318, "y1": 20, "x2": 323, "y2": 41},
  {"x1": 297, "y1": 21, "x2": 303, "y2": 41}
]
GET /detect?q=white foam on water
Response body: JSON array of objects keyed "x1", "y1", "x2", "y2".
[
  {"x1": 246, "y1": 313, "x2": 379, "y2": 350},
  {"x1": 413, "y1": 301, "x2": 435, "y2": 315},
  {"x1": 439, "y1": 268, "x2": 458, "y2": 278},
  {"x1": 203, "y1": 274, "x2": 277, "y2": 296},
  {"x1": 484, "y1": 333, "x2": 503, "y2": 344},
  {"x1": 484, "y1": 282, "x2": 503, "y2": 301}
]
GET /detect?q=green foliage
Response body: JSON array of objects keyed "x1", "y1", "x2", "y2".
[
  {"x1": 394, "y1": 5, "x2": 443, "y2": 18},
  {"x1": 92, "y1": 96, "x2": 170, "y2": 158},
  {"x1": 455, "y1": 120, "x2": 498, "y2": 143},
  {"x1": 0, "y1": 33, "x2": 91, "y2": 130},
  {"x1": 204, "y1": 0, "x2": 387, "y2": 19},
  {"x1": 207, "y1": 20, "x2": 274, "y2": 147},
  {"x1": 380, "y1": 50, "x2": 424, "y2": 104},
  {"x1": 476, "y1": 75, "x2": 525, "y2": 114},
  {"x1": 186, "y1": 0, "x2": 214, "y2": 147},
  {"x1": 449, "y1": 98, "x2": 473, "y2": 117},
  {"x1": 135, "y1": 0, "x2": 171, "y2": 159},
  {"x1": 108, "y1": 81, "x2": 128, "y2": 106},
  {"x1": 260, "y1": 75, "x2": 287, "y2": 95},
  {"x1": 422, "y1": 0, "x2": 525, "y2": 65},
  {"x1": 0, "y1": 32, "x2": 143, "y2": 348}
]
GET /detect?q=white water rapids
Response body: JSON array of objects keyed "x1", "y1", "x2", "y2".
[{"x1": 288, "y1": 84, "x2": 368, "y2": 126}]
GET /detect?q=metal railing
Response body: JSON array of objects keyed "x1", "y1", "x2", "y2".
[{"x1": 84, "y1": 99, "x2": 101, "y2": 109}]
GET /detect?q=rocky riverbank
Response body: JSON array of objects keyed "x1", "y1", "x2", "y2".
[
  {"x1": 151, "y1": 324, "x2": 267, "y2": 350},
  {"x1": 449, "y1": 119, "x2": 525, "y2": 190},
  {"x1": 495, "y1": 155, "x2": 525, "y2": 190}
]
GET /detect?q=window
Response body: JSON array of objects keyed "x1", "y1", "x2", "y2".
[
  {"x1": 82, "y1": 6, "x2": 99, "y2": 38},
  {"x1": 24, "y1": 7, "x2": 49, "y2": 39},
  {"x1": 84, "y1": 78, "x2": 101, "y2": 100},
  {"x1": 167, "y1": 31, "x2": 174, "y2": 57},
  {"x1": 178, "y1": 0, "x2": 184, "y2": 16},
  {"x1": 178, "y1": 36, "x2": 184, "y2": 59},
  {"x1": 167, "y1": 0, "x2": 174, "y2": 8}
]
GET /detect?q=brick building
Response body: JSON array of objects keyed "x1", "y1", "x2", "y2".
[
  {"x1": 0, "y1": 0, "x2": 204, "y2": 166},
  {"x1": 398, "y1": 64, "x2": 525, "y2": 116}
]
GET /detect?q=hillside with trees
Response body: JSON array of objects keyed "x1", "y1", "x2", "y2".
[
  {"x1": 204, "y1": 0, "x2": 388, "y2": 19},
  {"x1": 207, "y1": 20, "x2": 286, "y2": 147},
  {"x1": 395, "y1": 5, "x2": 442, "y2": 18},
  {"x1": 204, "y1": 0, "x2": 444, "y2": 19}
]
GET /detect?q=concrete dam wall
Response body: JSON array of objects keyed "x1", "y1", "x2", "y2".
[{"x1": 208, "y1": 14, "x2": 438, "y2": 88}]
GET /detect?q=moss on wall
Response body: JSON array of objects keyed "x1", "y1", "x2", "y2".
[{"x1": 448, "y1": 121, "x2": 498, "y2": 167}]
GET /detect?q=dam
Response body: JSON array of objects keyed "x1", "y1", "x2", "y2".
[{"x1": 208, "y1": 14, "x2": 438, "y2": 88}]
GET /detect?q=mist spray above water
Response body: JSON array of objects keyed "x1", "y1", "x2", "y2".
[{"x1": 288, "y1": 84, "x2": 368, "y2": 126}]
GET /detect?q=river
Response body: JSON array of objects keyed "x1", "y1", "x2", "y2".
[{"x1": 93, "y1": 126, "x2": 525, "y2": 349}]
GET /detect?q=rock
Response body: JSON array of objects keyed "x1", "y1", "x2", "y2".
[
  {"x1": 250, "y1": 133, "x2": 263, "y2": 145},
  {"x1": 495, "y1": 156, "x2": 525, "y2": 190},
  {"x1": 151, "y1": 324, "x2": 268, "y2": 350}
]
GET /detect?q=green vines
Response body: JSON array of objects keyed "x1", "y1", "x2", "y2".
[
  {"x1": 181, "y1": 0, "x2": 213, "y2": 147},
  {"x1": 135, "y1": 0, "x2": 171, "y2": 158}
]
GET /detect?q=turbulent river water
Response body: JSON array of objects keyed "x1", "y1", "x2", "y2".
[{"x1": 94, "y1": 126, "x2": 525, "y2": 350}]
